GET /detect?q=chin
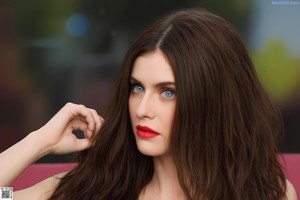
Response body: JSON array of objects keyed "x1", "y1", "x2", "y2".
[{"x1": 135, "y1": 139, "x2": 168, "y2": 157}]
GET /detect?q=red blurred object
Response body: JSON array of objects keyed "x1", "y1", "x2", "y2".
[
  {"x1": 11, "y1": 163, "x2": 76, "y2": 191},
  {"x1": 280, "y1": 154, "x2": 300, "y2": 196},
  {"x1": 10, "y1": 154, "x2": 299, "y2": 196}
]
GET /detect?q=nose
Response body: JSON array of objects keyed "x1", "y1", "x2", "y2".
[{"x1": 136, "y1": 93, "x2": 155, "y2": 119}]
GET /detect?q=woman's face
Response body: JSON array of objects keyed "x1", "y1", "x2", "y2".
[{"x1": 129, "y1": 50, "x2": 176, "y2": 157}]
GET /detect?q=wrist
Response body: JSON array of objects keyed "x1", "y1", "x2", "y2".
[{"x1": 25, "y1": 129, "x2": 52, "y2": 160}]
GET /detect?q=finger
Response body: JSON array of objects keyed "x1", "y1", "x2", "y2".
[
  {"x1": 73, "y1": 138, "x2": 92, "y2": 151},
  {"x1": 70, "y1": 118, "x2": 99, "y2": 141},
  {"x1": 89, "y1": 109, "x2": 103, "y2": 133},
  {"x1": 68, "y1": 103, "x2": 96, "y2": 133},
  {"x1": 70, "y1": 119, "x2": 89, "y2": 133},
  {"x1": 77, "y1": 115, "x2": 95, "y2": 139}
]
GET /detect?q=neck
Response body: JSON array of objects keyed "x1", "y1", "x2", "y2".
[{"x1": 143, "y1": 154, "x2": 185, "y2": 199}]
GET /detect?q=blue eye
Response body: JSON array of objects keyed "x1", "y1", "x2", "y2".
[
  {"x1": 162, "y1": 90, "x2": 175, "y2": 99},
  {"x1": 132, "y1": 85, "x2": 144, "y2": 93}
]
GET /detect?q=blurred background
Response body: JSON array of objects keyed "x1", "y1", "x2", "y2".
[{"x1": 0, "y1": 0, "x2": 299, "y2": 162}]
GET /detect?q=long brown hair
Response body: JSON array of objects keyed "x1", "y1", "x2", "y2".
[{"x1": 50, "y1": 9, "x2": 286, "y2": 200}]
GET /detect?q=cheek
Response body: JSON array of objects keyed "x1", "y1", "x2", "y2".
[
  {"x1": 128, "y1": 96, "x2": 136, "y2": 119},
  {"x1": 162, "y1": 104, "x2": 176, "y2": 132}
]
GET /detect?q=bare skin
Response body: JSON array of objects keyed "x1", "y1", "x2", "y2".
[
  {"x1": 0, "y1": 102, "x2": 297, "y2": 199},
  {"x1": 138, "y1": 155, "x2": 185, "y2": 200},
  {"x1": 129, "y1": 51, "x2": 184, "y2": 200},
  {"x1": 130, "y1": 51, "x2": 298, "y2": 200},
  {"x1": 13, "y1": 172, "x2": 68, "y2": 200},
  {"x1": 0, "y1": 103, "x2": 103, "y2": 199}
]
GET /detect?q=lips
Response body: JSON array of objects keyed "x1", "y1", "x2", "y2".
[{"x1": 136, "y1": 125, "x2": 159, "y2": 139}]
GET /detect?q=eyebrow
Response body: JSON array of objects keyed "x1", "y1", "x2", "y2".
[{"x1": 130, "y1": 77, "x2": 175, "y2": 88}]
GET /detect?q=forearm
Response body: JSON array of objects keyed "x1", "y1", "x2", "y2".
[
  {"x1": 0, "y1": 130, "x2": 49, "y2": 186},
  {"x1": 0, "y1": 103, "x2": 101, "y2": 187}
]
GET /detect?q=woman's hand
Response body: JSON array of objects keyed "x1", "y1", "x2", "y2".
[
  {"x1": 0, "y1": 102, "x2": 103, "y2": 186},
  {"x1": 35, "y1": 102, "x2": 103, "y2": 155}
]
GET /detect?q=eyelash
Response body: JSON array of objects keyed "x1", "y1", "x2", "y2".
[
  {"x1": 130, "y1": 83, "x2": 175, "y2": 99},
  {"x1": 131, "y1": 84, "x2": 144, "y2": 93},
  {"x1": 130, "y1": 83, "x2": 143, "y2": 92},
  {"x1": 161, "y1": 88, "x2": 175, "y2": 99}
]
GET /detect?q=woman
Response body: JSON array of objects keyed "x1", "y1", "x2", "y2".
[{"x1": 1, "y1": 9, "x2": 297, "y2": 199}]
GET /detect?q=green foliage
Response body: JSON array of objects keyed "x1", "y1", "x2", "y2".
[
  {"x1": 252, "y1": 41, "x2": 300, "y2": 102},
  {"x1": 13, "y1": 1, "x2": 81, "y2": 38}
]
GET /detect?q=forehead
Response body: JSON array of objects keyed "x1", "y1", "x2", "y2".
[{"x1": 131, "y1": 50, "x2": 175, "y2": 82}]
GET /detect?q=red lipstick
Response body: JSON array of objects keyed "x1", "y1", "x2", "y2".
[{"x1": 136, "y1": 125, "x2": 159, "y2": 139}]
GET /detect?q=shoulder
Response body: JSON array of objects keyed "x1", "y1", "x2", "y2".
[
  {"x1": 13, "y1": 172, "x2": 68, "y2": 200},
  {"x1": 286, "y1": 179, "x2": 298, "y2": 200}
]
